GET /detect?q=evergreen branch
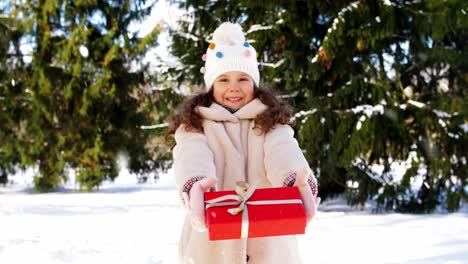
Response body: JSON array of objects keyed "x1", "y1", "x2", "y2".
[
  {"x1": 331, "y1": 175, "x2": 356, "y2": 189},
  {"x1": 277, "y1": 91, "x2": 299, "y2": 99},
  {"x1": 352, "y1": 159, "x2": 387, "y2": 184},
  {"x1": 377, "y1": 52, "x2": 387, "y2": 80},
  {"x1": 391, "y1": 34, "x2": 411, "y2": 40}
]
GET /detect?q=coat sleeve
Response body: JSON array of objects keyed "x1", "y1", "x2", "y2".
[
  {"x1": 263, "y1": 124, "x2": 309, "y2": 187},
  {"x1": 173, "y1": 125, "x2": 216, "y2": 194}
]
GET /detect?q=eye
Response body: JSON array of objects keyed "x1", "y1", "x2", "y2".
[
  {"x1": 217, "y1": 78, "x2": 228, "y2": 82},
  {"x1": 240, "y1": 78, "x2": 249, "y2": 82}
]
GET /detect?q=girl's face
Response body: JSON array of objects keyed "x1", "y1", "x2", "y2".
[{"x1": 212, "y1": 71, "x2": 255, "y2": 110}]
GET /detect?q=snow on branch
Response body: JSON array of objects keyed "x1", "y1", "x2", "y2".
[
  {"x1": 246, "y1": 24, "x2": 273, "y2": 34},
  {"x1": 173, "y1": 31, "x2": 200, "y2": 41},
  {"x1": 460, "y1": 124, "x2": 468, "y2": 133},
  {"x1": 291, "y1": 101, "x2": 387, "y2": 124},
  {"x1": 277, "y1": 91, "x2": 299, "y2": 99},
  {"x1": 350, "y1": 104, "x2": 385, "y2": 117},
  {"x1": 432, "y1": 109, "x2": 452, "y2": 119},
  {"x1": 290, "y1": 109, "x2": 317, "y2": 122},
  {"x1": 261, "y1": 58, "x2": 286, "y2": 68},
  {"x1": 382, "y1": 0, "x2": 394, "y2": 6},
  {"x1": 352, "y1": 151, "x2": 421, "y2": 185},
  {"x1": 353, "y1": 158, "x2": 388, "y2": 184},
  {"x1": 311, "y1": 1, "x2": 361, "y2": 63},
  {"x1": 338, "y1": 1, "x2": 360, "y2": 16},
  {"x1": 140, "y1": 123, "x2": 168, "y2": 129},
  {"x1": 399, "y1": 102, "x2": 463, "y2": 139},
  {"x1": 150, "y1": 86, "x2": 170, "y2": 91},
  {"x1": 407, "y1": 99, "x2": 425, "y2": 108}
]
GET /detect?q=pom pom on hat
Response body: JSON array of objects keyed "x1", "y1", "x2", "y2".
[
  {"x1": 212, "y1": 22, "x2": 245, "y2": 45},
  {"x1": 202, "y1": 22, "x2": 260, "y2": 90}
]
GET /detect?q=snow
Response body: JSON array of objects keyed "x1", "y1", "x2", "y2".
[
  {"x1": 172, "y1": 31, "x2": 199, "y2": 41},
  {"x1": 276, "y1": 19, "x2": 284, "y2": 25},
  {"x1": 433, "y1": 109, "x2": 451, "y2": 119},
  {"x1": 350, "y1": 104, "x2": 384, "y2": 117},
  {"x1": 129, "y1": 0, "x2": 186, "y2": 67},
  {"x1": 291, "y1": 109, "x2": 317, "y2": 122},
  {"x1": 311, "y1": 55, "x2": 318, "y2": 63},
  {"x1": 407, "y1": 100, "x2": 426, "y2": 108},
  {"x1": 438, "y1": 119, "x2": 447, "y2": 128},
  {"x1": 312, "y1": 1, "x2": 360, "y2": 64},
  {"x1": 1, "y1": 169, "x2": 467, "y2": 264},
  {"x1": 139, "y1": 123, "x2": 169, "y2": 130},
  {"x1": 246, "y1": 24, "x2": 274, "y2": 34},
  {"x1": 404, "y1": 86, "x2": 414, "y2": 98},
  {"x1": 353, "y1": 150, "x2": 423, "y2": 186},
  {"x1": 79, "y1": 45, "x2": 89, "y2": 58},
  {"x1": 19, "y1": 38, "x2": 33, "y2": 64},
  {"x1": 356, "y1": 115, "x2": 367, "y2": 130},
  {"x1": 261, "y1": 58, "x2": 286, "y2": 68},
  {"x1": 460, "y1": 124, "x2": 468, "y2": 132}
]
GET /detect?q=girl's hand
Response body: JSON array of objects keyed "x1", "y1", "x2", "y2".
[
  {"x1": 189, "y1": 177, "x2": 217, "y2": 232},
  {"x1": 294, "y1": 167, "x2": 321, "y2": 224}
]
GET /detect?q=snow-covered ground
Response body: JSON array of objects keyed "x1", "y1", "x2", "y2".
[{"x1": 1, "y1": 170, "x2": 467, "y2": 264}]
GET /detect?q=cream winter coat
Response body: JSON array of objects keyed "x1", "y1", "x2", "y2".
[{"x1": 173, "y1": 98, "x2": 310, "y2": 264}]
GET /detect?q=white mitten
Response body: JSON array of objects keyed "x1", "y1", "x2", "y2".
[
  {"x1": 189, "y1": 177, "x2": 217, "y2": 232},
  {"x1": 294, "y1": 167, "x2": 321, "y2": 224}
]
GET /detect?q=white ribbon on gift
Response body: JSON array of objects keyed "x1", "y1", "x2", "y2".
[{"x1": 205, "y1": 181, "x2": 303, "y2": 239}]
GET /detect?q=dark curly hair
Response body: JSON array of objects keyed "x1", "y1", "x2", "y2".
[{"x1": 165, "y1": 87, "x2": 293, "y2": 143}]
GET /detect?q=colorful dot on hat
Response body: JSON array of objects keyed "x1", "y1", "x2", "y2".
[
  {"x1": 200, "y1": 66, "x2": 206, "y2": 74},
  {"x1": 229, "y1": 40, "x2": 236, "y2": 45},
  {"x1": 243, "y1": 42, "x2": 250, "y2": 47},
  {"x1": 209, "y1": 43, "x2": 216, "y2": 49},
  {"x1": 216, "y1": 52, "x2": 223, "y2": 58},
  {"x1": 202, "y1": 54, "x2": 207, "y2": 61},
  {"x1": 244, "y1": 50, "x2": 251, "y2": 57}
]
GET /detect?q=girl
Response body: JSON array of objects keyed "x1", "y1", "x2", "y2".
[{"x1": 166, "y1": 22, "x2": 320, "y2": 264}]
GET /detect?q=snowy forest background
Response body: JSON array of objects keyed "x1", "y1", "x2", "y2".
[
  {"x1": 1, "y1": 1, "x2": 467, "y2": 263},
  {"x1": 1, "y1": 0, "x2": 466, "y2": 213}
]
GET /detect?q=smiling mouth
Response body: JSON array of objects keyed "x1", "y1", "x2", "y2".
[{"x1": 226, "y1": 97, "x2": 243, "y2": 103}]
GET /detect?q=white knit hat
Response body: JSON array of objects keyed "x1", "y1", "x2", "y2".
[{"x1": 201, "y1": 22, "x2": 260, "y2": 90}]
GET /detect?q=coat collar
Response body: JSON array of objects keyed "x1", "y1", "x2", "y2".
[{"x1": 196, "y1": 98, "x2": 268, "y2": 123}]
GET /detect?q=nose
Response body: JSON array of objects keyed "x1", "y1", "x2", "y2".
[{"x1": 228, "y1": 81, "x2": 240, "y2": 92}]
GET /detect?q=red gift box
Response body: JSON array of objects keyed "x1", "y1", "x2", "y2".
[{"x1": 204, "y1": 185, "x2": 306, "y2": 241}]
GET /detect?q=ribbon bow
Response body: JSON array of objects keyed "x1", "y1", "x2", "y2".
[{"x1": 205, "y1": 181, "x2": 257, "y2": 215}]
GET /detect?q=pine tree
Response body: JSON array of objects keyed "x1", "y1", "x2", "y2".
[
  {"x1": 300, "y1": 0, "x2": 467, "y2": 212},
  {"x1": 4, "y1": 0, "x2": 162, "y2": 191},
  {"x1": 167, "y1": 0, "x2": 467, "y2": 212},
  {"x1": 0, "y1": 10, "x2": 25, "y2": 185}
]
